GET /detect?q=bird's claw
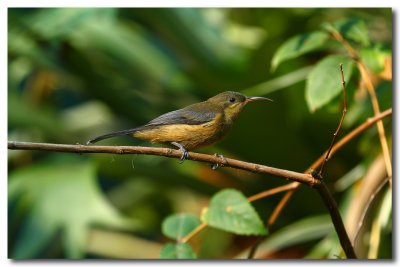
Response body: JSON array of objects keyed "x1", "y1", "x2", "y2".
[
  {"x1": 211, "y1": 153, "x2": 228, "y2": 170},
  {"x1": 170, "y1": 142, "x2": 189, "y2": 164},
  {"x1": 179, "y1": 150, "x2": 189, "y2": 164}
]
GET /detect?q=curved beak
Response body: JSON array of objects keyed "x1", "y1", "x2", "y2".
[{"x1": 244, "y1": 96, "x2": 273, "y2": 103}]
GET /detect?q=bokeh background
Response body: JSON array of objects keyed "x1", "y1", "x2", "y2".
[{"x1": 8, "y1": 8, "x2": 392, "y2": 259}]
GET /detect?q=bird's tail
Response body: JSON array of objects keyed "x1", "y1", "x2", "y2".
[{"x1": 86, "y1": 127, "x2": 143, "y2": 145}]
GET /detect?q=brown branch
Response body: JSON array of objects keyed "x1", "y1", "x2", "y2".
[
  {"x1": 247, "y1": 183, "x2": 298, "y2": 202},
  {"x1": 315, "y1": 182, "x2": 356, "y2": 258},
  {"x1": 253, "y1": 108, "x2": 392, "y2": 258},
  {"x1": 7, "y1": 141, "x2": 316, "y2": 185},
  {"x1": 268, "y1": 108, "x2": 392, "y2": 228},
  {"x1": 8, "y1": 140, "x2": 356, "y2": 258},
  {"x1": 311, "y1": 108, "x2": 392, "y2": 171},
  {"x1": 318, "y1": 63, "x2": 347, "y2": 176}
]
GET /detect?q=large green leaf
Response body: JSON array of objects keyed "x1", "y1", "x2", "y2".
[
  {"x1": 162, "y1": 214, "x2": 200, "y2": 240},
  {"x1": 159, "y1": 243, "x2": 197, "y2": 259},
  {"x1": 306, "y1": 55, "x2": 353, "y2": 112},
  {"x1": 271, "y1": 31, "x2": 330, "y2": 71},
  {"x1": 8, "y1": 159, "x2": 139, "y2": 258},
  {"x1": 201, "y1": 189, "x2": 267, "y2": 236}
]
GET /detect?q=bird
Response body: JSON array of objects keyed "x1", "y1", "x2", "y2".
[{"x1": 87, "y1": 91, "x2": 272, "y2": 162}]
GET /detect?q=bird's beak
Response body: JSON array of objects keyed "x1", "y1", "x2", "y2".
[{"x1": 244, "y1": 96, "x2": 273, "y2": 103}]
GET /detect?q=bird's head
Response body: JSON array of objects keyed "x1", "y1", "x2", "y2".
[{"x1": 208, "y1": 91, "x2": 272, "y2": 122}]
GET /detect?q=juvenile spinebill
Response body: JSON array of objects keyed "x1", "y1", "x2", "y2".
[{"x1": 87, "y1": 91, "x2": 272, "y2": 163}]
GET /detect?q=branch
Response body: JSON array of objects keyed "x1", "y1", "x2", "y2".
[
  {"x1": 247, "y1": 183, "x2": 298, "y2": 202},
  {"x1": 7, "y1": 141, "x2": 316, "y2": 185},
  {"x1": 330, "y1": 29, "x2": 392, "y2": 187},
  {"x1": 268, "y1": 108, "x2": 392, "y2": 227},
  {"x1": 315, "y1": 182, "x2": 356, "y2": 258},
  {"x1": 357, "y1": 62, "x2": 392, "y2": 187},
  {"x1": 8, "y1": 140, "x2": 356, "y2": 258},
  {"x1": 318, "y1": 63, "x2": 347, "y2": 177},
  {"x1": 257, "y1": 108, "x2": 392, "y2": 258}
]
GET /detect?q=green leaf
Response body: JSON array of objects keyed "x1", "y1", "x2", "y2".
[
  {"x1": 201, "y1": 189, "x2": 267, "y2": 235},
  {"x1": 159, "y1": 243, "x2": 197, "y2": 259},
  {"x1": 271, "y1": 31, "x2": 330, "y2": 71},
  {"x1": 8, "y1": 159, "x2": 139, "y2": 259},
  {"x1": 162, "y1": 214, "x2": 200, "y2": 240},
  {"x1": 324, "y1": 18, "x2": 370, "y2": 46},
  {"x1": 360, "y1": 45, "x2": 391, "y2": 73},
  {"x1": 306, "y1": 55, "x2": 353, "y2": 112}
]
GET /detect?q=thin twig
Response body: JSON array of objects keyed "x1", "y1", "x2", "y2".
[
  {"x1": 318, "y1": 63, "x2": 347, "y2": 176},
  {"x1": 250, "y1": 108, "x2": 391, "y2": 258},
  {"x1": 352, "y1": 177, "x2": 389, "y2": 246},
  {"x1": 311, "y1": 108, "x2": 392, "y2": 171},
  {"x1": 268, "y1": 108, "x2": 392, "y2": 227},
  {"x1": 247, "y1": 183, "x2": 298, "y2": 202},
  {"x1": 268, "y1": 188, "x2": 297, "y2": 228},
  {"x1": 180, "y1": 222, "x2": 207, "y2": 243},
  {"x1": 329, "y1": 29, "x2": 392, "y2": 188}
]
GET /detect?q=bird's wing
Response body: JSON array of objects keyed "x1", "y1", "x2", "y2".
[{"x1": 145, "y1": 108, "x2": 218, "y2": 127}]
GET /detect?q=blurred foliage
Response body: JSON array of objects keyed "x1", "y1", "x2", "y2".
[{"x1": 8, "y1": 8, "x2": 391, "y2": 259}]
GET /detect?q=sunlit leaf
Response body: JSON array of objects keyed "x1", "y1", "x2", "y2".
[
  {"x1": 8, "y1": 159, "x2": 139, "y2": 258},
  {"x1": 159, "y1": 243, "x2": 197, "y2": 259},
  {"x1": 201, "y1": 189, "x2": 267, "y2": 235},
  {"x1": 162, "y1": 214, "x2": 200, "y2": 240},
  {"x1": 306, "y1": 55, "x2": 353, "y2": 112},
  {"x1": 271, "y1": 31, "x2": 330, "y2": 71}
]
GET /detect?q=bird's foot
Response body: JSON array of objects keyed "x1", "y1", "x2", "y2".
[
  {"x1": 211, "y1": 153, "x2": 228, "y2": 170},
  {"x1": 179, "y1": 150, "x2": 189, "y2": 164},
  {"x1": 170, "y1": 142, "x2": 189, "y2": 164}
]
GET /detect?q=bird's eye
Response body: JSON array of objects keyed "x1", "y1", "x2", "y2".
[{"x1": 229, "y1": 97, "x2": 236, "y2": 103}]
